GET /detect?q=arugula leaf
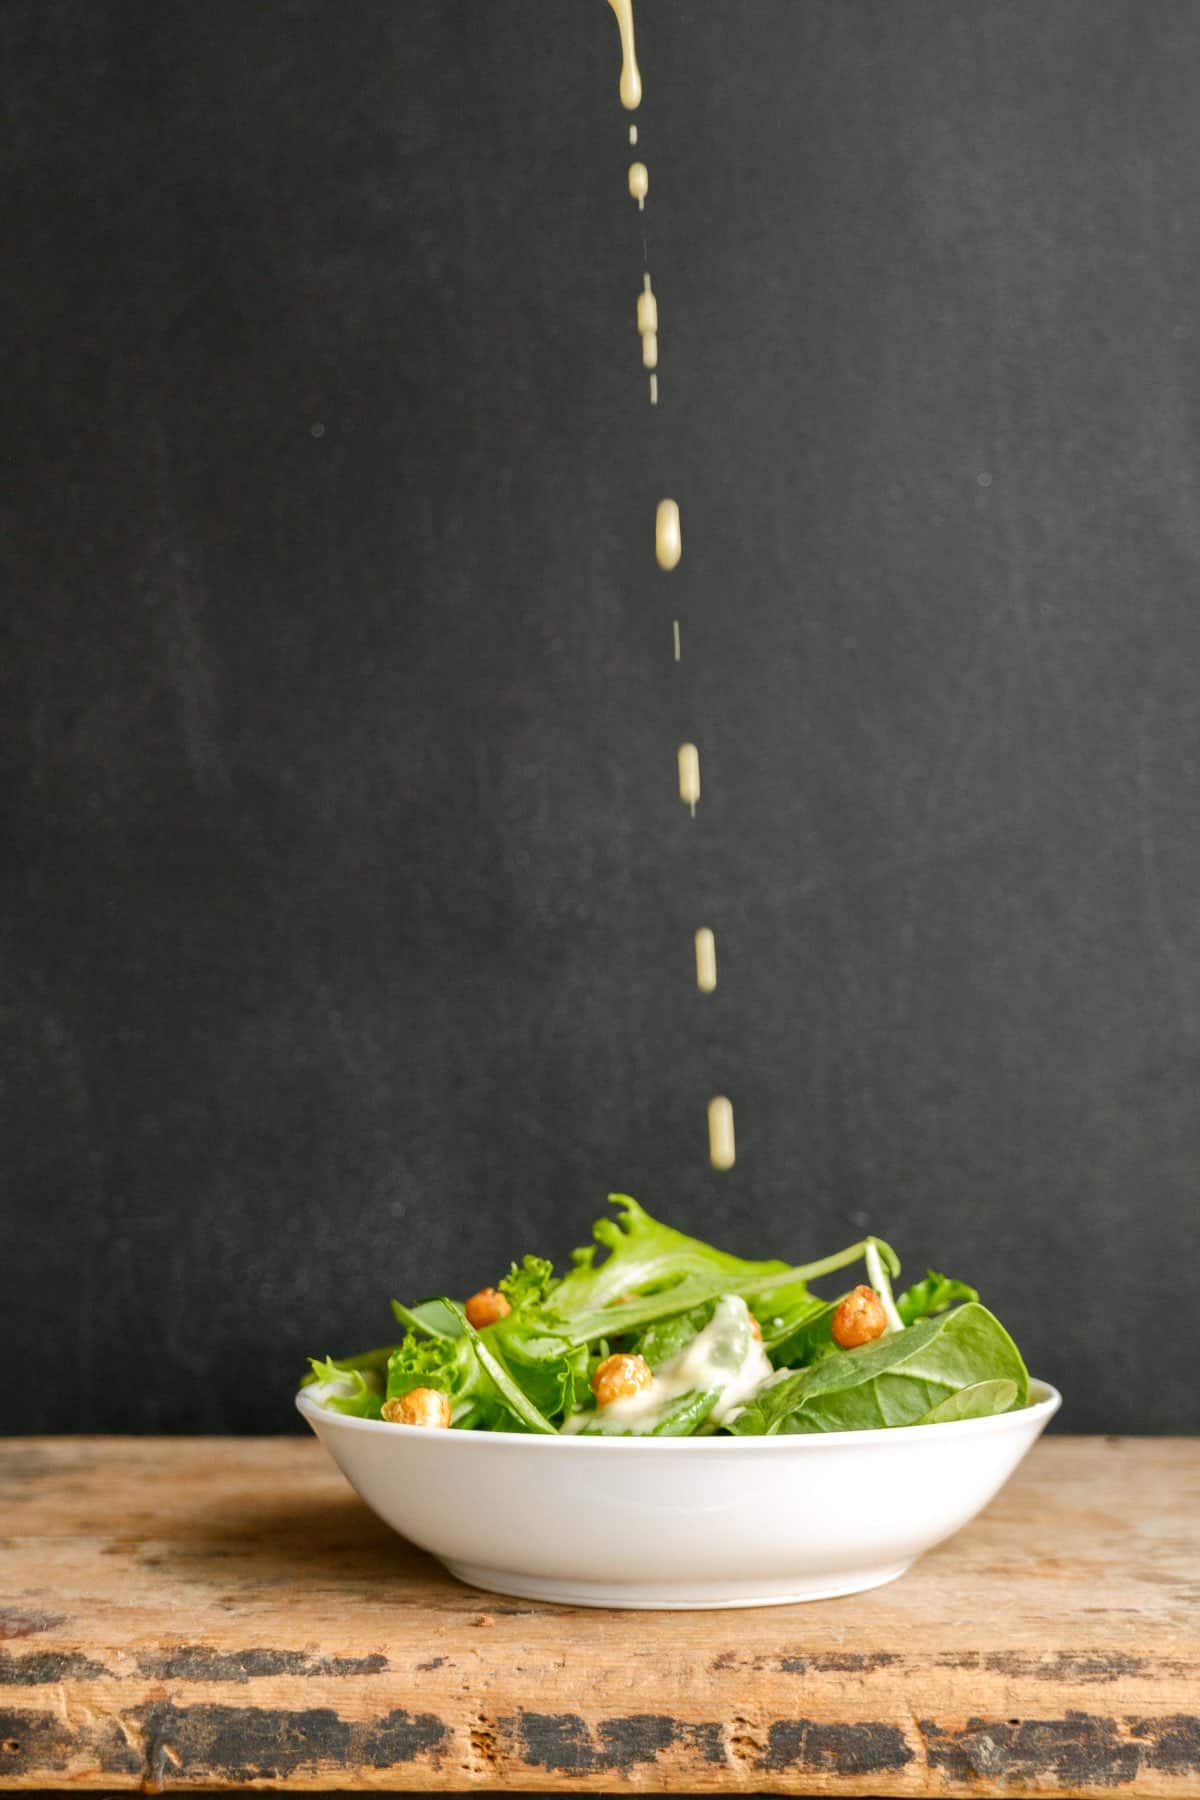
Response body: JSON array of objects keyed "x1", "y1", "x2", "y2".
[
  {"x1": 730, "y1": 1303, "x2": 1029, "y2": 1435},
  {"x1": 897, "y1": 1270, "x2": 980, "y2": 1326},
  {"x1": 306, "y1": 1356, "x2": 385, "y2": 1419},
  {"x1": 913, "y1": 1380, "x2": 1018, "y2": 1425}
]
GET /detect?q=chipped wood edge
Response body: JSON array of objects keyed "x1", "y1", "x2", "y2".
[{"x1": 2, "y1": 1671, "x2": 1199, "y2": 1794}]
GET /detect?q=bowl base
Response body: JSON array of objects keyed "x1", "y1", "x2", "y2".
[{"x1": 441, "y1": 1558, "x2": 913, "y2": 1610}]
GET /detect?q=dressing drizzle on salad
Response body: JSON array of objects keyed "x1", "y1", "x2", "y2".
[{"x1": 562, "y1": 1296, "x2": 774, "y2": 1433}]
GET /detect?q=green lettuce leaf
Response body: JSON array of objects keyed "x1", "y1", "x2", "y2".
[
  {"x1": 489, "y1": 1317, "x2": 589, "y2": 1420},
  {"x1": 442, "y1": 1301, "x2": 558, "y2": 1434},
  {"x1": 386, "y1": 1312, "x2": 580, "y2": 1434},
  {"x1": 386, "y1": 1334, "x2": 463, "y2": 1401},
  {"x1": 305, "y1": 1356, "x2": 385, "y2": 1419},
  {"x1": 391, "y1": 1297, "x2": 461, "y2": 1339}
]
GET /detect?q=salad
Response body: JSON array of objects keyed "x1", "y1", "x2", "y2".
[{"x1": 303, "y1": 1196, "x2": 1030, "y2": 1436}]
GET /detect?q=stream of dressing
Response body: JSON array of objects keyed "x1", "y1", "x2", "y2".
[
  {"x1": 604, "y1": 0, "x2": 736, "y2": 1170},
  {"x1": 562, "y1": 1297, "x2": 775, "y2": 1433},
  {"x1": 607, "y1": 0, "x2": 643, "y2": 109}
]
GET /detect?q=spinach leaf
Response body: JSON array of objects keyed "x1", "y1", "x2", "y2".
[
  {"x1": 730, "y1": 1303, "x2": 1028, "y2": 1435},
  {"x1": 897, "y1": 1270, "x2": 980, "y2": 1326},
  {"x1": 913, "y1": 1379, "x2": 1018, "y2": 1425}
]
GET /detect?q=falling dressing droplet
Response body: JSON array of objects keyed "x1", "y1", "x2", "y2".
[
  {"x1": 656, "y1": 499, "x2": 682, "y2": 570},
  {"x1": 637, "y1": 274, "x2": 659, "y2": 368},
  {"x1": 708, "y1": 1096, "x2": 736, "y2": 1170},
  {"x1": 677, "y1": 742, "x2": 700, "y2": 815},
  {"x1": 607, "y1": 0, "x2": 642, "y2": 109},
  {"x1": 695, "y1": 928, "x2": 717, "y2": 992},
  {"x1": 628, "y1": 162, "x2": 648, "y2": 210},
  {"x1": 649, "y1": 373, "x2": 658, "y2": 404},
  {"x1": 672, "y1": 616, "x2": 680, "y2": 659},
  {"x1": 636, "y1": 281, "x2": 657, "y2": 335},
  {"x1": 629, "y1": 123, "x2": 638, "y2": 146}
]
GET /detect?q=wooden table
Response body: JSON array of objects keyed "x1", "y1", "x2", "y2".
[{"x1": 1, "y1": 1437, "x2": 1197, "y2": 1797}]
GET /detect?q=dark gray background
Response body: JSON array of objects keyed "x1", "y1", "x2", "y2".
[{"x1": 4, "y1": 0, "x2": 1199, "y2": 1435}]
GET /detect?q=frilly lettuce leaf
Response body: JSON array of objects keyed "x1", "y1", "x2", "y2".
[
  {"x1": 499, "y1": 1255, "x2": 556, "y2": 1312},
  {"x1": 305, "y1": 1356, "x2": 385, "y2": 1419}
]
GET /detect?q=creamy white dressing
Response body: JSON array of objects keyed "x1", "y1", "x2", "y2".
[
  {"x1": 563, "y1": 1295, "x2": 774, "y2": 1433},
  {"x1": 707, "y1": 1094, "x2": 735, "y2": 1170}
]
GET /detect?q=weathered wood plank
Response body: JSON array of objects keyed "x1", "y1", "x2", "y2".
[{"x1": 0, "y1": 1437, "x2": 1197, "y2": 1795}]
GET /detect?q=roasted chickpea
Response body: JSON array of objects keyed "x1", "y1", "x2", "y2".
[
  {"x1": 591, "y1": 1352, "x2": 653, "y2": 1408},
  {"x1": 831, "y1": 1285, "x2": 888, "y2": 1349},
  {"x1": 465, "y1": 1286, "x2": 512, "y2": 1329},
  {"x1": 381, "y1": 1388, "x2": 452, "y2": 1428}
]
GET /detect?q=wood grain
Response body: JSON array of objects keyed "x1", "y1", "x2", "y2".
[{"x1": 0, "y1": 1437, "x2": 1196, "y2": 1795}]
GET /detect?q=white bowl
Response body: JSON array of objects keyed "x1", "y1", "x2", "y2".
[{"x1": 296, "y1": 1380, "x2": 1059, "y2": 1609}]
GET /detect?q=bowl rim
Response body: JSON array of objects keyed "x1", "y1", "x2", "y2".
[{"x1": 296, "y1": 1376, "x2": 1060, "y2": 1448}]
